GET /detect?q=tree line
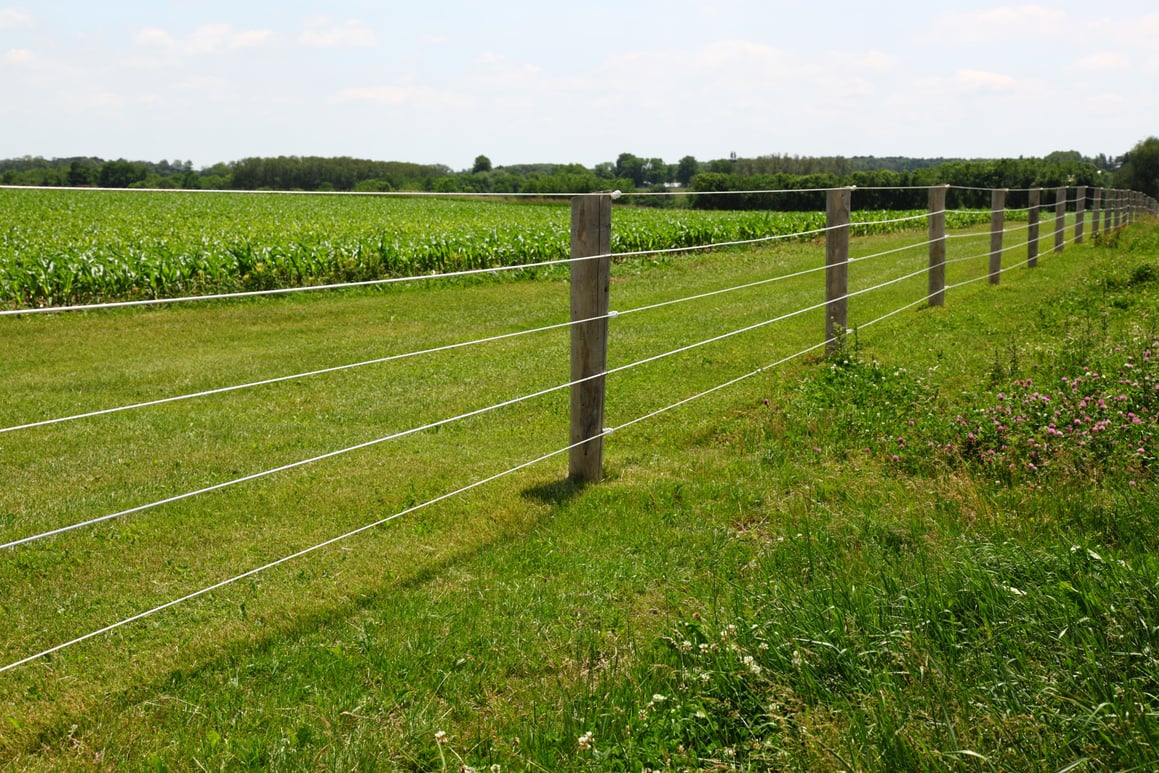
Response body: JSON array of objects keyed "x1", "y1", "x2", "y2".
[{"x1": 2, "y1": 139, "x2": 1155, "y2": 209}]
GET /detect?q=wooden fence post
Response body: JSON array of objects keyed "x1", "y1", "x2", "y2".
[
  {"x1": 1091, "y1": 188, "x2": 1102, "y2": 242},
  {"x1": 1054, "y1": 186, "x2": 1066, "y2": 254},
  {"x1": 1104, "y1": 189, "x2": 1112, "y2": 236},
  {"x1": 1027, "y1": 188, "x2": 1040, "y2": 268},
  {"x1": 1075, "y1": 186, "x2": 1087, "y2": 244},
  {"x1": 928, "y1": 185, "x2": 947, "y2": 307},
  {"x1": 825, "y1": 187, "x2": 851, "y2": 353},
  {"x1": 569, "y1": 193, "x2": 612, "y2": 483},
  {"x1": 989, "y1": 188, "x2": 1006, "y2": 285}
]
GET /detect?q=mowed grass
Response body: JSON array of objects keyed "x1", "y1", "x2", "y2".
[{"x1": 1, "y1": 214, "x2": 1157, "y2": 771}]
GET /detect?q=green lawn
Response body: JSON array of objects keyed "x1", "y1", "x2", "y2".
[{"x1": 1, "y1": 215, "x2": 1157, "y2": 771}]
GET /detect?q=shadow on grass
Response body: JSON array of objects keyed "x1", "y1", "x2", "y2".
[
  {"x1": 521, "y1": 476, "x2": 590, "y2": 506},
  {"x1": 10, "y1": 506, "x2": 552, "y2": 762}
]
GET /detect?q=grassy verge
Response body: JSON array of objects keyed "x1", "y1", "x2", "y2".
[{"x1": 1, "y1": 219, "x2": 1157, "y2": 770}]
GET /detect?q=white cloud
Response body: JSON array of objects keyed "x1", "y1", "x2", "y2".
[
  {"x1": 332, "y1": 84, "x2": 463, "y2": 110},
  {"x1": 974, "y1": 5, "x2": 1067, "y2": 30},
  {"x1": 933, "y1": 5, "x2": 1069, "y2": 41},
  {"x1": 3, "y1": 47, "x2": 31, "y2": 64},
  {"x1": 188, "y1": 23, "x2": 272, "y2": 53},
  {"x1": 694, "y1": 39, "x2": 788, "y2": 74},
  {"x1": 187, "y1": 23, "x2": 234, "y2": 53},
  {"x1": 135, "y1": 23, "x2": 272, "y2": 55},
  {"x1": 1088, "y1": 92, "x2": 1124, "y2": 107},
  {"x1": 1072, "y1": 53, "x2": 1129, "y2": 72},
  {"x1": 0, "y1": 7, "x2": 32, "y2": 29},
  {"x1": 299, "y1": 17, "x2": 376, "y2": 48},
  {"x1": 334, "y1": 85, "x2": 411, "y2": 104},
  {"x1": 231, "y1": 29, "x2": 274, "y2": 49},
  {"x1": 81, "y1": 91, "x2": 129, "y2": 109},
  {"x1": 858, "y1": 50, "x2": 896, "y2": 73},
  {"x1": 135, "y1": 28, "x2": 176, "y2": 49},
  {"x1": 955, "y1": 69, "x2": 1018, "y2": 92}
]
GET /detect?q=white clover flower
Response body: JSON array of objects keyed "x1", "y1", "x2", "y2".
[
  {"x1": 435, "y1": 730, "x2": 448, "y2": 745},
  {"x1": 578, "y1": 731, "x2": 594, "y2": 751}
]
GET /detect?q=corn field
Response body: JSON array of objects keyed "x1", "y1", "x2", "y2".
[{"x1": 0, "y1": 189, "x2": 992, "y2": 308}]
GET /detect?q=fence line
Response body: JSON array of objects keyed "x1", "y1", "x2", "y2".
[
  {"x1": 1, "y1": 183, "x2": 1156, "y2": 676},
  {"x1": 1, "y1": 193, "x2": 1090, "y2": 550},
  {"x1": 0, "y1": 225, "x2": 1016, "y2": 674}
]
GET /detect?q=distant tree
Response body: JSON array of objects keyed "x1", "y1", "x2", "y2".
[
  {"x1": 1116, "y1": 137, "x2": 1159, "y2": 198},
  {"x1": 643, "y1": 157, "x2": 667, "y2": 184},
  {"x1": 615, "y1": 153, "x2": 646, "y2": 187},
  {"x1": 676, "y1": 155, "x2": 699, "y2": 186},
  {"x1": 353, "y1": 178, "x2": 395, "y2": 193},
  {"x1": 593, "y1": 162, "x2": 615, "y2": 180},
  {"x1": 705, "y1": 158, "x2": 735, "y2": 174},
  {"x1": 67, "y1": 160, "x2": 96, "y2": 186},
  {"x1": 472, "y1": 155, "x2": 492, "y2": 174},
  {"x1": 98, "y1": 160, "x2": 147, "y2": 188}
]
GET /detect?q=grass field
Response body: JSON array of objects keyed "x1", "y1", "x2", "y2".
[{"x1": 1, "y1": 206, "x2": 1157, "y2": 771}]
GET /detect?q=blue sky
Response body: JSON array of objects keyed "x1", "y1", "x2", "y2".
[{"x1": 1, "y1": 1, "x2": 1155, "y2": 170}]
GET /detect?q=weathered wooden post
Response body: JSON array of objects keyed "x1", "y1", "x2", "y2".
[
  {"x1": 928, "y1": 185, "x2": 947, "y2": 307},
  {"x1": 1091, "y1": 188, "x2": 1102, "y2": 242},
  {"x1": 1054, "y1": 187, "x2": 1066, "y2": 254},
  {"x1": 825, "y1": 187, "x2": 851, "y2": 353},
  {"x1": 1027, "y1": 188, "x2": 1040, "y2": 268},
  {"x1": 1075, "y1": 186, "x2": 1087, "y2": 244},
  {"x1": 1104, "y1": 189, "x2": 1112, "y2": 236},
  {"x1": 569, "y1": 193, "x2": 612, "y2": 482},
  {"x1": 989, "y1": 188, "x2": 1006, "y2": 285}
]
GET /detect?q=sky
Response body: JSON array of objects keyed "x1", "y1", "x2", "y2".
[{"x1": 1, "y1": 1, "x2": 1156, "y2": 171}]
